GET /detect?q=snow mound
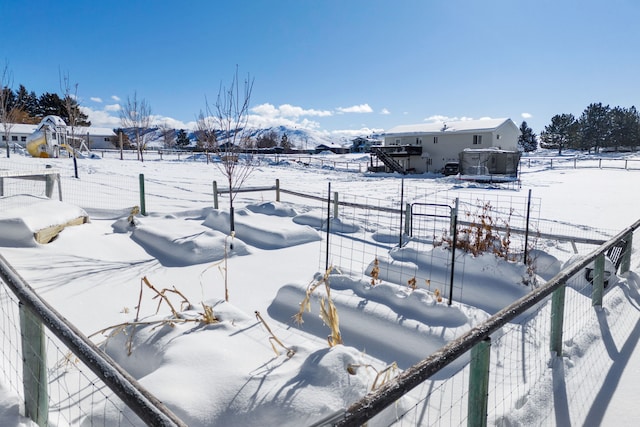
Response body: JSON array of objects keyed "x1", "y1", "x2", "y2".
[
  {"x1": 97, "y1": 300, "x2": 402, "y2": 427},
  {"x1": 129, "y1": 216, "x2": 249, "y2": 266},
  {"x1": 0, "y1": 195, "x2": 88, "y2": 247},
  {"x1": 203, "y1": 208, "x2": 321, "y2": 249},
  {"x1": 268, "y1": 275, "x2": 482, "y2": 372},
  {"x1": 245, "y1": 201, "x2": 298, "y2": 217},
  {"x1": 293, "y1": 212, "x2": 361, "y2": 233}
]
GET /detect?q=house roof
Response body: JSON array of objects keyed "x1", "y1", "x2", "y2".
[
  {"x1": 6, "y1": 122, "x2": 115, "y2": 137},
  {"x1": 385, "y1": 118, "x2": 512, "y2": 136},
  {"x1": 7, "y1": 123, "x2": 38, "y2": 134}
]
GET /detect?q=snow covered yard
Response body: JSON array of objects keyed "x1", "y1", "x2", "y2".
[{"x1": 0, "y1": 151, "x2": 640, "y2": 426}]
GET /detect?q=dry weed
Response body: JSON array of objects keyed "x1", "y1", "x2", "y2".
[
  {"x1": 294, "y1": 267, "x2": 343, "y2": 347},
  {"x1": 347, "y1": 362, "x2": 399, "y2": 391},
  {"x1": 255, "y1": 311, "x2": 295, "y2": 358},
  {"x1": 369, "y1": 257, "x2": 380, "y2": 286},
  {"x1": 93, "y1": 276, "x2": 218, "y2": 356}
]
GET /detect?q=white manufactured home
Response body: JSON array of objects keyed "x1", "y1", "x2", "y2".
[
  {"x1": 372, "y1": 118, "x2": 520, "y2": 174},
  {"x1": 1, "y1": 120, "x2": 116, "y2": 151}
]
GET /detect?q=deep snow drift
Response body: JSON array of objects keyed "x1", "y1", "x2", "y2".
[{"x1": 0, "y1": 151, "x2": 639, "y2": 426}]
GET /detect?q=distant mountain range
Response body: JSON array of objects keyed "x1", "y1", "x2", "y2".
[{"x1": 135, "y1": 125, "x2": 383, "y2": 149}]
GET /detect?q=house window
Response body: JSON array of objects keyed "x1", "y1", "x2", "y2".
[
  {"x1": 473, "y1": 135, "x2": 482, "y2": 145},
  {"x1": 433, "y1": 136, "x2": 438, "y2": 144},
  {"x1": 395, "y1": 138, "x2": 401, "y2": 145},
  {"x1": 21, "y1": 136, "x2": 27, "y2": 141},
  {"x1": 11, "y1": 135, "x2": 18, "y2": 141},
  {"x1": 415, "y1": 137, "x2": 422, "y2": 145},
  {"x1": 1, "y1": 136, "x2": 5, "y2": 141},
  {"x1": 104, "y1": 137, "x2": 110, "y2": 141}
]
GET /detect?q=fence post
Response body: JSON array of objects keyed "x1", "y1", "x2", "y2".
[
  {"x1": 591, "y1": 253, "x2": 605, "y2": 307},
  {"x1": 620, "y1": 232, "x2": 633, "y2": 274},
  {"x1": 468, "y1": 337, "x2": 491, "y2": 427},
  {"x1": 523, "y1": 189, "x2": 532, "y2": 265},
  {"x1": 448, "y1": 198, "x2": 459, "y2": 306},
  {"x1": 213, "y1": 181, "x2": 219, "y2": 209},
  {"x1": 139, "y1": 173, "x2": 147, "y2": 216},
  {"x1": 549, "y1": 284, "x2": 567, "y2": 356},
  {"x1": 19, "y1": 304, "x2": 49, "y2": 427},
  {"x1": 333, "y1": 191, "x2": 339, "y2": 219},
  {"x1": 275, "y1": 179, "x2": 280, "y2": 202},
  {"x1": 404, "y1": 203, "x2": 411, "y2": 237},
  {"x1": 45, "y1": 165, "x2": 54, "y2": 198}
]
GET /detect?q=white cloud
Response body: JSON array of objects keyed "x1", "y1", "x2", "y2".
[
  {"x1": 380, "y1": 108, "x2": 390, "y2": 115},
  {"x1": 251, "y1": 103, "x2": 332, "y2": 118},
  {"x1": 90, "y1": 97, "x2": 103, "y2": 103},
  {"x1": 111, "y1": 95, "x2": 121, "y2": 102},
  {"x1": 521, "y1": 112, "x2": 532, "y2": 119},
  {"x1": 336, "y1": 104, "x2": 373, "y2": 114},
  {"x1": 424, "y1": 115, "x2": 478, "y2": 123},
  {"x1": 105, "y1": 104, "x2": 121, "y2": 112},
  {"x1": 246, "y1": 112, "x2": 322, "y2": 131},
  {"x1": 151, "y1": 115, "x2": 197, "y2": 130},
  {"x1": 80, "y1": 106, "x2": 121, "y2": 128}
]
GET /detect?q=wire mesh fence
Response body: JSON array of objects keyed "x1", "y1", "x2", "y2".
[
  {"x1": 1, "y1": 153, "x2": 636, "y2": 426},
  {"x1": 0, "y1": 276, "x2": 147, "y2": 426}
]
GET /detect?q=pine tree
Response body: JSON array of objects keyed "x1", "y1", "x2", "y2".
[
  {"x1": 578, "y1": 102, "x2": 610, "y2": 153},
  {"x1": 540, "y1": 114, "x2": 578, "y2": 155},
  {"x1": 517, "y1": 121, "x2": 537, "y2": 152}
]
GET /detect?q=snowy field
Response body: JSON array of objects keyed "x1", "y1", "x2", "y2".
[{"x1": 1, "y1": 150, "x2": 640, "y2": 426}]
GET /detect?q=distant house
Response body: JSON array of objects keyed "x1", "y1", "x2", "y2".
[
  {"x1": 315, "y1": 142, "x2": 347, "y2": 154},
  {"x1": 350, "y1": 136, "x2": 382, "y2": 153},
  {"x1": 1, "y1": 120, "x2": 116, "y2": 150},
  {"x1": 0, "y1": 123, "x2": 37, "y2": 147},
  {"x1": 372, "y1": 118, "x2": 520, "y2": 174}
]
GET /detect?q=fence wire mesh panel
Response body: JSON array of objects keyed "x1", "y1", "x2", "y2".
[
  {"x1": 337, "y1": 227, "x2": 639, "y2": 427},
  {"x1": 0, "y1": 277, "x2": 147, "y2": 427}
]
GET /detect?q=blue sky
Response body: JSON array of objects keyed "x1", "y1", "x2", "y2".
[{"x1": 2, "y1": 0, "x2": 639, "y2": 137}]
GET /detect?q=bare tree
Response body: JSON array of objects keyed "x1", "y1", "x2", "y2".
[
  {"x1": 61, "y1": 72, "x2": 81, "y2": 148},
  {"x1": 195, "y1": 110, "x2": 217, "y2": 153},
  {"x1": 203, "y1": 68, "x2": 256, "y2": 233},
  {"x1": 120, "y1": 92, "x2": 152, "y2": 162},
  {"x1": 159, "y1": 122, "x2": 176, "y2": 150},
  {"x1": 1, "y1": 61, "x2": 17, "y2": 158}
]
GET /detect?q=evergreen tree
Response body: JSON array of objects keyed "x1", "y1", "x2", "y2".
[
  {"x1": 176, "y1": 129, "x2": 190, "y2": 147},
  {"x1": 517, "y1": 121, "x2": 537, "y2": 152},
  {"x1": 540, "y1": 113, "x2": 578, "y2": 155},
  {"x1": 37, "y1": 92, "x2": 65, "y2": 118},
  {"x1": 0, "y1": 87, "x2": 16, "y2": 113},
  {"x1": 15, "y1": 84, "x2": 39, "y2": 117},
  {"x1": 36, "y1": 91, "x2": 90, "y2": 126},
  {"x1": 609, "y1": 106, "x2": 639, "y2": 151},
  {"x1": 578, "y1": 102, "x2": 610, "y2": 152}
]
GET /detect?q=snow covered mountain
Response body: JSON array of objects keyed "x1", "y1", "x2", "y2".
[{"x1": 122, "y1": 125, "x2": 382, "y2": 150}]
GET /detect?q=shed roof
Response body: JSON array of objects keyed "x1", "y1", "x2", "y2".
[{"x1": 385, "y1": 118, "x2": 511, "y2": 135}]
